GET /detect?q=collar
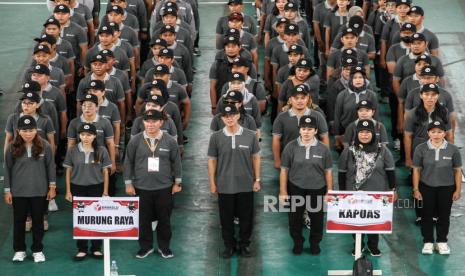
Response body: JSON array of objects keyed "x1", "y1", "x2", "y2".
[
  {"x1": 20, "y1": 113, "x2": 39, "y2": 121},
  {"x1": 62, "y1": 20, "x2": 71, "y2": 29},
  {"x1": 115, "y1": 38, "x2": 122, "y2": 47},
  {"x1": 394, "y1": 15, "x2": 406, "y2": 24},
  {"x1": 168, "y1": 42, "x2": 178, "y2": 49},
  {"x1": 143, "y1": 130, "x2": 163, "y2": 140},
  {"x1": 289, "y1": 108, "x2": 310, "y2": 117},
  {"x1": 91, "y1": 73, "x2": 110, "y2": 81},
  {"x1": 100, "y1": 98, "x2": 109, "y2": 107},
  {"x1": 223, "y1": 126, "x2": 243, "y2": 136},
  {"x1": 123, "y1": 11, "x2": 128, "y2": 20},
  {"x1": 56, "y1": 37, "x2": 63, "y2": 45},
  {"x1": 119, "y1": 23, "x2": 125, "y2": 30},
  {"x1": 169, "y1": 66, "x2": 175, "y2": 74},
  {"x1": 44, "y1": 83, "x2": 53, "y2": 92},
  {"x1": 98, "y1": 43, "x2": 117, "y2": 52},
  {"x1": 78, "y1": 142, "x2": 94, "y2": 153},
  {"x1": 245, "y1": 76, "x2": 252, "y2": 85},
  {"x1": 175, "y1": 25, "x2": 180, "y2": 33},
  {"x1": 167, "y1": 80, "x2": 173, "y2": 88},
  {"x1": 80, "y1": 114, "x2": 99, "y2": 123},
  {"x1": 109, "y1": 67, "x2": 117, "y2": 76},
  {"x1": 49, "y1": 53, "x2": 59, "y2": 62},
  {"x1": 408, "y1": 52, "x2": 421, "y2": 60},
  {"x1": 400, "y1": 41, "x2": 409, "y2": 49},
  {"x1": 416, "y1": 25, "x2": 425, "y2": 33},
  {"x1": 325, "y1": 0, "x2": 335, "y2": 9},
  {"x1": 427, "y1": 139, "x2": 448, "y2": 150},
  {"x1": 412, "y1": 74, "x2": 420, "y2": 81},
  {"x1": 297, "y1": 137, "x2": 318, "y2": 147},
  {"x1": 277, "y1": 36, "x2": 285, "y2": 44}
]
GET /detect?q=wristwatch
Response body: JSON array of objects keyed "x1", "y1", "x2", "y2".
[{"x1": 255, "y1": 178, "x2": 261, "y2": 182}]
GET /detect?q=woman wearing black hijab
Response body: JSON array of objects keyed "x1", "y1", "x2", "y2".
[{"x1": 338, "y1": 119, "x2": 396, "y2": 257}]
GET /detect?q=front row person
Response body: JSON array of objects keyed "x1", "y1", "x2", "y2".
[
  {"x1": 279, "y1": 115, "x2": 333, "y2": 255},
  {"x1": 4, "y1": 115, "x2": 56, "y2": 263}
]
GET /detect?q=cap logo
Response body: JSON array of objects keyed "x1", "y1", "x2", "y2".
[
  {"x1": 230, "y1": 92, "x2": 235, "y2": 96},
  {"x1": 230, "y1": 29, "x2": 236, "y2": 33},
  {"x1": 157, "y1": 66, "x2": 162, "y2": 70},
  {"x1": 347, "y1": 58, "x2": 353, "y2": 63},
  {"x1": 353, "y1": 24, "x2": 359, "y2": 28},
  {"x1": 425, "y1": 68, "x2": 431, "y2": 72},
  {"x1": 291, "y1": 45, "x2": 296, "y2": 49},
  {"x1": 301, "y1": 60, "x2": 306, "y2": 65},
  {"x1": 225, "y1": 106, "x2": 231, "y2": 112},
  {"x1": 25, "y1": 83, "x2": 30, "y2": 88},
  {"x1": 356, "y1": 66, "x2": 362, "y2": 70},
  {"x1": 347, "y1": 28, "x2": 353, "y2": 32},
  {"x1": 229, "y1": 36, "x2": 234, "y2": 41},
  {"x1": 41, "y1": 34, "x2": 46, "y2": 38},
  {"x1": 38, "y1": 45, "x2": 44, "y2": 49},
  {"x1": 48, "y1": 19, "x2": 53, "y2": 22},
  {"x1": 234, "y1": 73, "x2": 239, "y2": 78},
  {"x1": 84, "y1": 125, "x2": 90, "y2": 130},
  {"x1": 429, "y1": 84, "x2": 435, "y2": 88},
  {"x1": 35, "y1": 65, "x2": 41, "y2": 70},
  {"x1": 289, "y1": 3, "x2": 294, "y2": 6},
  {"x1": 434, "y1": 121, "x2": 440, "y2": 125},
  {"x1": 162, "y1": 49, "x2": 168, "y2": 53},
  {"x1": 412, "y1": 7, "x2": 417, "y2": 11},
  {"x1": 361, "y1": 100, "x2": 367, "y2": 105},
  {"x1": 86, "y1": 94, "x2": 91, "y2": 99},
  {"x1": 59, "y1": 5, "x2": 64, "y2": 9},
  {"x1": 289, "y1": 25, "x2": 295, "y2": 30},
  {"x1": 96, "y1": 55, "x2": 102, "y2": 59},
  {"x1": 297, "y1": 87, "x2": 303, "y2": 92},
  {"x1": 406, "y1": 24, "x2": 411, "y2": 27},
  {"x1": 362, "y1": 121, "x2": 369, "y2": 127},
  {"x1": 421, "y1": 54, "x2": 426, "y2": 58},
  {"x1": 305, "y1": 118, "x2": 311, "y2": 123},
  {"x1": 27, "y1": 93, "x2": 33, "y2": 97},
  {"x1": 414, "y1": 34, "x2": 419, "y2": 38},
  {"x1": 152, "y1": 95, "x2": 158, "y2": 100},
  {"x1": 347, "y1": 49, "x2": 353, "y2": 54},
  {"x1": 24, "y1": 119, "x2": 31, "y2": 124},
  {"x1": 168, "y1": 8, "x2": 173, "y2": 12},
  {"x1": 90, "y1": 82, "x2": 96, "y2": 87},
  {"x1": 153, "y1": 80, "x2": 158, "y2": 84}
]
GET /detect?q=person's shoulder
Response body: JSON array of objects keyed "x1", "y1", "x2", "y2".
[
  {"x1": 242, "y1": 127, "x2": 256, "y2": 137},
  {"x1": 446, "y1": 142, "x2": 460, "y2": 152},
  {"x1": 162, "y1": 132, "x2": 177, "y2": 144}
]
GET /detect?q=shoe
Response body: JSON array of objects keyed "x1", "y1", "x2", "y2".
[
  {"x1": 192, "y1": 67, "x2": 197, "y2": 74},
  {"x1": 367, "y1": 247, "x2": 382, "y2": 257},
  {"x1": 240, "y1": 246, "x2": 252, "y2": 258},
  {"x1": 233, "y1": 217, "x2": 240, "y2": 225},
  {"x1": 74, "y1": 252, "x2": 87, "y2": 261},
  {"x1": 32, "y1": 252, "x2": 46, "y2": 263},
  {"x1": 136, "y1": 248, "x2": 154, "y2": 259},
  {"x1": 433, "y1": 217, "x2": 438, "y2": 223},
  {"x1": 310, "y1": 244, "x2": 321, "y2": 255},
  {"x1": 44, "y1": 217, "x2": 49, "y2": 231},
  {"x1": 91, "y1": 251, "x2": 103, "y2": 259},
  {"x1": 435, "y1": 243, "x2": 450, "y2": 255},
  {"x1": 152, "y1": 221, "x2": 158, "y2": 231},
  {"x1": 352, "y1": 246, "x2": 365, "y2": 256},
  {"x1": 193, "y1": 47, "x2": 201, "y2": 56},
  {"x1": 303, "y1": 210, "x2": 311, "y2": 230},
  {"x1": 12, "y1": 251, "x2": 27, "y2": 262},
  {"x1": 25, "y1": 216, "x2": 32, "y2": 232},
  {"x1": 48, "y1": 199, "x2": 59, "y2": 212},
  {"x1": 292, "y1": 243, "x2": 303, "y2": 255},
  {"x1": 158, "y1": 248, "x2": 174, "y2": 259},
  {"x1": 422, "y1": 243, "x2": 434, "y2": 254},
  {"x1": 415, "y1": 217, "x2": 422, "y2": 226},
  {"x1": 183, "y1": 136, "x2": 189, "y2": 144},
  {"x1": 394, "y1": 139, "x2": 401, "y2": 151},
  {"x1": 222, "y1": 247, "x2": 235, "y2": 259}
]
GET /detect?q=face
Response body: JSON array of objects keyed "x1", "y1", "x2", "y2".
[
  {"x1": 341, "y1": 34, "x2": 358, "y2": 48},
  {"x1": 337, "y1": 0, "x2": 349, "y2": 9},
  {"x1": 290, "y1": 94, "x2": 309, "y2": 110},
  {"x1": 163, "y1": 14, "x2": 178, "y2": 25},
  {"x1": 106, "y1": 56, "x2": 116, "y2": 69},
  {"x1": 428, "y1": 128, "x2": 446, "y2": 142},
  {"x1": 408, "y1": 13, "x2": 423, "y2": 26},
  {"x1": 275, "y1": 0, "x2": 287, "y2": 11},
  {"x1": 111, "y1": 0, "x2": 127, "y2": 8},
  {"x1": 54, "y1": 12, "x2": 71, "y2": 24},
  {"x1": 284, "y1": 9, "x2": 297, "y2": 20},
  {"x1": 161, "y1": 32, "x2": 176, "y2": 45},
  {"x1": 352, "y1": 73, "x2": 365, "y2": 88},
  {"x1": 79, "y1": 132, "x2": 96, "y2": 145},
  {"x1": 300, "y1": 127, "x2": 317, "y2": 141},
  {"x1": 230, "y1": 80, "x2": 244, "y2": 91},
  {"x1": 34, "y1": 52, "x2": 50, "y2": 65},
  {"x1": 284, "y1": 33, "x2": 300, "y2": 44},
  {"x1": 276, "y1": 24, "x2": 286, "y2": 35},
  {"x1": 378, "y1": 0, "x2": 386, "y2": 8},
  {"x1": 31, "y1": 73, "x2": 49, "y2": 86},
  {"x1": 231, "y1": 65, "x2": 249, "y2": 76},
  {"x1": 18, "y1": 129, "x2": 38, "y2": 142},
  {"x1": 143, "y1": 119, "x2": 164, "y2": 132},
  {"x1": 420, "y1": 91, "x2": 439, "y2": 106},
  {"x1": 341, "y1": 66, "x2": 351, "y2": 79},
  {"x1": 107, "y1": 12, "x2": 123, "y2": 24},
  {"x1": 149, "y1": 88, "x2": 162, "y2": 97},
  {"x1": 414, "y1": 61, "x2": 426, "y2": 75},
  {"x1": 410, "y1": 40, "x2": 427, "y2": 54},
  {"x1": 151, "y1": 45, "x2": 165, "y2": 57},
  {"x1": 145, "y1": 102, "x2": 162, "y2": 111},
  {"x1": 357, "y1": 108, "x2": 375, "y2": 120},
  {"x1": 45, "y1": 25, "x2": 60, "y2": 37},
  {"x1": 228, "y1": 3, "x2": 243, "y2": 13},
  {"x1": 99, "y1": 33, "x2": 114, "y2": 46},
  {"x1": 295, "y1": 67, "x2": 310, "y2": 81},
  {"x1": 89, "y1": 89, "x2": 105, "y2": 100},
  {"x1": 396, "y1": 4, "x2": 410, "y2": 17},
  {"x1": 288, "y1": 52, "x2": 302, "y2": 65},
  {"x1": 158, "y1": 55, "x2": 173, "y2": 67},
  {"x1": 386, "y1": 2, "x2": 396, "y2": 14},
  {"x1": 419, "y1": 75, "x2": 438, "y2": 85},
  {"x1": 154, "y1": 73, "x2": 170, "y2": 83},
  {"x1": 228, "y1": 19, "x2": 243, "y2": 30},
  {"x1": 81, "y1": 101, "x2": 98, "y2": 116},
  {"x1": 91, "y1": 61, "x2": 106, "y2": 75},
  {"x1": 221, "y1": 113, "x2": 240, "y2": 127},
  {"x1": 358, "y1": 130, "x2": 373, "y2": 143},
  {"x1": 224, "y1": 43, "x2": 240, "y2": 57},
  {"x1": 21, "y1": 100, "x2": 38, "y2": 114}
]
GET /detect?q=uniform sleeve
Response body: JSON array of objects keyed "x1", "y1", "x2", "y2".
[
  {"x1": 251, "y1": 99, "x2": 262, "y2": 128},
  {"x1": 111, "y1": 104, "x2": 121, "y2": 123},
  {"x1": 428, "y1": 33, "x2": 439, "y2": 51},
  {"x1": 404, "y1": 90, "x2": 415, "y2": 110},
  {"x1": 434, "y1": 59, "x2": 445, "y2": 78},
  {"x1": 178, "y1": 86, "x2": 188, "y2": 102},
  {"x1": 380, "y1": 21, "x2": 391, "y2": 42},
  {"x1": 331, "y1": 33, "x2": 342, "y2": 50},
  {"x1": 343, "y1": 123, "x2": 354, "y2": 144},
  {"x1": 383, "y1": 147, "x2": 395, "y2": 170},
  {"x1": 379, "y1": 123, "x2": 389, "y2": 144},
  {"x1": 270, "y1": 48, "x2": 279, "y2": 65},
  {"x1": 65, "y1": 43, "x2": 76, "y2": 60},
  {"x1": 248, "y1": 16, "x2": 258, "y2": 36},
  {"x1": 452, "y1": 147, "x2": 462, "y2": 169},
  {"x1": 45, "y1": 118, "x2": 56, "y2": 134},
  {"x1": 254, "y1": 82, "x2": 267, "y2": 100},
  {"x1": 280, "y1": 143, "x2": 292, "y2": 169},
  {"x1": 5, "y1": 115, "x2": 14, "y2": 134},
  {"x1": 272, "y1": 116, "x2": 284, "y2": 136},
  {"x1": 120, "y1": 73, "x2": 132, "y2": 94},
  {"x1": 57, "y1": 70, "x2": 65, "y2": 88},
  {"x1": 118, "y1": 52, "x2": 131, "y2": 71},
  {"x1": 444, "y1": 92, "x2": 454, "y2": 113},
  {"x1": 393, "y1": 59, "x2": 403, "y2": 79},
  {"x1": 312, "y1": 5, "x2": 321, "y2": 23},
  {"x1": 144, "y1": 68, "x2": 154, "y2": 83},
  {"x1": 210, "y1": 116, "x2": 220, "y2": 131},
  {"x1": 215, "y1": 17, "x2": 224, "y2": 35},
  {"x1": 367, "y1": 35, "x2": 376, "y2": 54},
  {"x1": 182, "y1": 49, "x2": 193, "y2": 84},
  {"x1": 404, "y1": 111, "x2": 415, "y2": 133},
  {"x1": 264, "y1": 15, "x2": 272, "y2": 33},
  {"x1": 398, "y1": 78, "x2": 409, "y2": 102},
  {"x1": 45, "y1": 143, "x2": 57, "y2": 185},
  {"x1": 315, "y1": 110, "x2": 329, "y2": 135},
  {"x1": 326, "y1": 52, "x2": 337, "y2": 69},
  {"x1": 62, "y1": 148, "x2": 74, "y2": 168},
  {"x1": 103, "y1": 119, "x2": 115, "y2": 139},
  {"x1": 207, "y1": 134, "x2": 218, "y2": 159},
  {"x1": 67, "y1": 120, "x2": 78, "y2": 140},
  {"x1": 278, "y1": 81, "x2": 289, "y2": 103},
  {"x1": 56, "y1": 91, "x2": 67, "y2": 112},
  {"x1": 209, "y1": 62, "x2": 218, "y2": 80},
  {"x1": 78, "y1": 27, "x2": 88, "y2": 45},
  {"x1": 338, "y1": 148, "x2": 349, "y2": 173},
  {"x1": 323, "y1": 12, "x2": 332, "y2": 28},
  {"x1": 323, "y1": 146, "x2": 333, "y2": 170},
  {"x1": 114, "y1": 79, "x2": 126, "y2": 102},
  {"x1": 176, "y1": 70, "x2": 188, "y2": 86},
  {"x1": 61, "y1": 58, "x2": 71, "y2": 76},
  {"x1": 412, "y1": 145, "x2": 424, "y2": 168},
  {"x1": 385, "y1": 46, "x2": 396, "y2": 63},
  {"x1": 99, "y1": 146, "x2": 112, "y2": 169},
  {"x1": 3, "y1": 146, "x2": 13, "y2": 192},
  {"x1": 167, "y1": 118, "x2": 178, "y2": 138},
  {"x1": 76, "y1": 80, "x2": 86, "y2": 101},
  {"x1": 123, "y1": 138, "x2": 136, "y2": 184},
  {"x1": 333, "y1": 92, "x2": 345, "y2": 135},
  {"x1": 136, "y1": 0, "x2": 148, "y2": 32},
  {"x1": 251, "y1": 134, "x2": 260, "y2": 155},
  {"x1": 265, "y1": 43, "x2": 273, "y2": 59}
]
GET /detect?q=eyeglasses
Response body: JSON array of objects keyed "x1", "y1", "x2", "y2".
[{"x1": 21, "y1": 101, "x2": 36, "y2": 106}]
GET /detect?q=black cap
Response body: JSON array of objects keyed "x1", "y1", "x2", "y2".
[
  {"x1": 230, "y1": 72, "x2": 245, "y2": 82},
  {"x1": 86, "y1": 80, "x2": 106, "y2": 91},
  {"x1": 34, "y1": 34, "x2": 57, "y2": 45},
  {"x1": 357, "y1": 100, "x2": 375, "y2": 110},
  {"x1": 31, "y1": 64, "x2": 50, "y2": 76},
  {"x1": 224, "y1": 90, "x2": 244, "y2": 102},
  {"x1": 341, "y1": 27, "x2": 359, "y2": 37},
  {"x1": 421, "y1": 83, "x2": 440, "y2": 94},
  {"x1": 108, "y1": 22, "x2": 120, "y2": 32},
  {"x1": 143, "y1": 109, "x2": 164, "y2": 121},
  {"x1": 407, "y1": 6, "x2": 424, "y2": 16},
  {"x1": 100, "y1": 49, "x2": 115, "y2": 59},
  {"x1": 20, "y1": 92, "x2": 41, "y2": 103},
  {"x1": 220, "y1": 104, "x2": 239, "y2": 116},
  {"x1": 356, "y1": 119, "x2": 376, "y2": 133},
  {"x1": 225, "y1": 28, "x2": 241, "y2": 38},
  {"x1": 98, "y1": 25, "x2": 114, "y2": 35},
  {"x1": 149, "y1": 38, "x2": 168, "y2": 47},
  {"x1": 227, "y1": 0, "x2": 243, "y2": 5},
  {"x1": 43, "y1": 18, "x2": 60, "y2": 28},
  {"x1": 341, "y1": 55, "x2": 358, "y2": 67},
  {"x1": 90, "y1": 54, "x2": 107, "y2": 63},
  {"x1": 160, "y1": 25, "x2": 176, "y2": 34},
  {"x1": 284, "y1": 2, "x2": 298, "y2": 11},
  {"x1": 415, "y1": 54, "x2": 431, "y2": 64},
  {"x1": 295, "y1": 58, "x2": 312, "y2": 69},
  {"x1": 427, "y1": 120, "x2": 446, "y2": 131},
  {"x1": 396, "y1": 0, "x2": 411, "y2": 6},
  {"x1": 276, "y1": 18, "x2": 289, "y2": 27},
  {"x1": 342, "y1": 48, "x2": 357, "y2": 57},
  {"x1": 78, "y1": 123, "x2": 97, "y2": 135},
  {"x1": 411, "y1": 33, "x2": 426, "y2": 42},
  {"x1": 17, "y1": 115, "x2": 37, "y2": 130},
  {"x1": 420, "y1": 65, "x2": 437, "y2": 77},
  {"x1": 81, "y1": 93, "x2": 99, "y2": 106},
  {"x1": 284, "y1": 23, "x2": 299, "y2": 35},
  {"x1": 163, "y1": 7, "x2": 178, "y2": 17},
  {"x1": 54, "y1": 4, "x2": 70, "y2": 13},
  {"x1": 400, "y1": 23, "x2": 416, "y2": 32},
  {"x1": 20, "y1": 81, "x2": 41, "y2": 93},
  {"x1": 223, "y1": 35, "x2": 241, "y2": 46},
  {"x1": 145, "y1": 94, "x2": 166, "y2": 106},
  {"x1": 108, "y1": 5, "x2": 124, "y2": 15},
  {"x1": 348, "y1": 16, "x2": 364, "y2": 32},
  {"x1": 299, "y1": 115, "x2": 317, "y2": 129},
  {"x1": 33, "y1": 44, "x2": 51, "y2": 54},
  {"x1": 158, "y1": 47, "x2": 174, "y2": 58},
  {"x1": 149, "y1": 79, "x2": 167, "y2": 94},
  {"x1": 290, "y1": 85, "x2": 309, "y2": 97},
  {"x1": 231, "y1": 57, "x2": 249, "y2": 67},
  {"x1": 164, "y1": 1, "x2": 178, "y2": 10},
  {"x1": 153, "y1": 64, "x2": 170, "y2": 74},
  {"x1": 350, "y1": 65, "x2": 366, "y2": 76},
  {"x1": 288, "y1": 44, "x2": 303, "y2": 54}
]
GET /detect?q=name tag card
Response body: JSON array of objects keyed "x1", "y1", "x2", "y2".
[{"x1": 148, "y1": 157, "x2": 159, "y2": 172}]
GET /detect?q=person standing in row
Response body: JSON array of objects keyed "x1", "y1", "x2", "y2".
[
  {"x1": 279, "y1": 115, "x2": 333, "y2": 255},
  {"x1": 63, "y1": 123, "x2": 111, "y2": 261},
  {"x1": 4, "y1": 116, "x2": 56, "y2": 263},
  {"x1": 208, "y1": 104, "x2": 261, "y2": 259},
  {"x1": 124, "y1": 109, "x2": 182, "y2": 259},
  {"x1": 412, "y1": 120, "x2": 462, "y2": 255}
]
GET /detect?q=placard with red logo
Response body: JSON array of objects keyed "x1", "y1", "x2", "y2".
[
  {"x1": 326, "y1": 191, "x2": 394, "y2": 234},
  {"x1": 73, "y1": 197, "x2": 139, "y2": 239}
]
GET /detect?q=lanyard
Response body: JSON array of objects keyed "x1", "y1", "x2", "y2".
[{"x1": 143, "y1": 134, "x2": 162, "y2": 157}]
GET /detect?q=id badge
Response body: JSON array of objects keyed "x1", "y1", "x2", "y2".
[{"x1": 148, "y1": 157, "x2": 159, "y2": 172}]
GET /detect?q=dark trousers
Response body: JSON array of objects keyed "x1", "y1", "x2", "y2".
[
  {"x1": 108, "y1": 173, "x2": 118, "y2": 197},
  {"x1": 218, "y1": 192, "x2": 254, "y2": 248},
  {"x1": 270, "y1": 97, "x2": 278, "y2": 124},
  {"x1": 420, "y1": 183, "x2": 455, "y2": 243},
  {"x1": 352, "y1": 234, "x2": 379, "y2": 250},
  {"x1": 12, "y1": 196, "x2": 47, "y2": 252},
  {"x1": 71, "y1": 183, "x2": 103, "y2": 252},
  {"x1": 287, "y1": 182, "x2": 326, "y2": 245},
  {"x1": 137, "y1": 187, "x2": 173, "y2": 251}
]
